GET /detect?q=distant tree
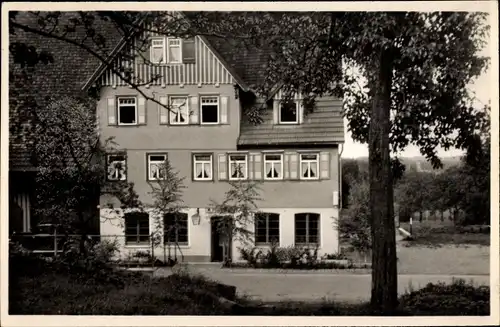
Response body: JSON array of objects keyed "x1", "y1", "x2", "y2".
[{"x1": 338, "y1": 176, "x2": 371, "y2": 263}]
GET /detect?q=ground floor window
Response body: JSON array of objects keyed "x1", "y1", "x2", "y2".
[
  {"x1": 164, "y1": 212, "x2": 188, "y2": 245},
  {"x1": 294, "y1": 213, "x2": 320, "y2": 245},
  {"x1": 255, "y1": 212, "x2": 280, "y2": 245},
  {"x1": 124, "y1": 212, "x2": 150, "y2": 245}
]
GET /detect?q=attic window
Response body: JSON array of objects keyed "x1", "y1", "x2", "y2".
[
  {"x1": 150, "y1": 37, "x2": 165, "y2": 64},
  {"x1": 167, "y1": 38, "x2": 182, "y2": 64},
  {"x1": 279, "y1": 101, "x2": 299, "y2": 124}
]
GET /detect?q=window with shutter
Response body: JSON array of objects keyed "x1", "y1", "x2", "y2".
[
  {"x1": 193, "y1": 153, "x2": 213, "y2": 181},
  {"x1": 299, "y1": 153, "x2": 319, "y2": 180},
  {"x1": 169, "y1": 96, "x2": 189, "y2": 125},
  {"x1": 200, "y1": 96, "x2": 219, "y2": 124},
  {"x1": 264, "y1": 154, "x2": 283, "y2": 180},
  {"x1": 229, "y1": 154, "x2": 248, "y2": 180},
  {"x1": 117, "y1": 97, "x2": 137, "y2": 125}
]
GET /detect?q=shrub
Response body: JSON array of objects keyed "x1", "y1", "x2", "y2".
[
  {"x1": 399, "y1": 279, "x2": 490, "y2": 315},
  {"x1": 262, "y1": 241, "x2": 281, "y2": 268},
  {"x1": 238, "y1": 247, "x2": 263, "y2": 267},
  {"x1": 321, "y1": 252, "x2": 347, "y2": 260}
]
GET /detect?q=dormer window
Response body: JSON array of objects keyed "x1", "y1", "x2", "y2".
[
  {"x1": 274, "y1": 90, "x2": 303, "y2": 125},
  {"x1": 279, "y1": 101, "x2": 299, "y2": 124}
]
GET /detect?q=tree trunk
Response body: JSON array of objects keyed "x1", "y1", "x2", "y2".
[{"x1": 369, "y1": 49, "x2": 398, "y2": 312}]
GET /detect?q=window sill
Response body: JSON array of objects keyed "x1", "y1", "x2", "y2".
[
  {"x1": 163, "y1": 244, "x2": 190, "y2": 249},
  {"x1": 193, "y1": 179, "x2": 215, "y2": 182},
  {"x1": 255, "y1": 243, "x2": 280, "y2": 247},
  {"x1": 124, "y1": 244, "x2": 150, "y2": 248}
]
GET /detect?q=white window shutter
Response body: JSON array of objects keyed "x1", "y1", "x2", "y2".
[
  {"x1": 298, "y1": 102, "x2": 304, "y2": 124},
  {"x1": 290, "y1": 153, "x2": 298, "y2": 180},
  {"x1": 189, "y1": 96, "x2": 199, "y2": 124},
  {"x1": 138, "y1": 96, "x2": 146, "y2": 124},
  {"x1": 218, "y1": 154, "x2": 227, "y2": 180},
  {"x1": 284, "y1": 153, "x2": 290, "y2": 179},
  {"x1": 320, "y1": 152, "x2": 330, "y2": 179},
  {"x1": 220, "y1": 96, "x2": 229, "y2": 124},
  {"x1": 248, "y1": 154, "x2": 255, "y2": 179},
  {"x1": 107, "y1": 98, "x2": 116, "y2": 125},
  {"x1": 159, "y1": 96, "x2": 168, "y2": 124},
  {"x1": 254, "y1": 153, "x2": 262, "y2": 180},
  {"x1": 273, "y1": 100, "x2": 279, "y2": 124}
]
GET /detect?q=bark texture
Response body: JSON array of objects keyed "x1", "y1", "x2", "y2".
[{"x1": 369, "y1": 49, "x2": 398, "y2": 312}]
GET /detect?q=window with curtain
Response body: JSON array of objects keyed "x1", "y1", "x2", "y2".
[
  {"x1": 300, "y1": 153, "x2": 319, "y2": 179},
  {"x1": 264, "y1": 154, "x2": 283, "y2": 180},
  {"x1": 193, "y1": 154, "x2": 213, "y2": 181}
]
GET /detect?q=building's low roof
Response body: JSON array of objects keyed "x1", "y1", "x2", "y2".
[{"x1": 238, "y1": 98, "x2": 345, "y2": 147}]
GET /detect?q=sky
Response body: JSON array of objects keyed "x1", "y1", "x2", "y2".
[{"x1": 341, "y1": 18, "x2": 494, "y2": 159}]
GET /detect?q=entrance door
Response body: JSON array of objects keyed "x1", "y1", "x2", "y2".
[{"x1": 210, "y1": 217, "x2": 224, "y2": 262}]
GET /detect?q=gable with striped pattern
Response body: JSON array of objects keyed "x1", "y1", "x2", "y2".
[{"x1": 99, "y1": 34, "x2": 235, "y2": 88}]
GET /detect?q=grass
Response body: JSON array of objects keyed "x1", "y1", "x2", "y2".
[
  {"x1": 398, "y1": 220, "x2": 490, "y2": 247},
  {"x1": 10, "y1": 268, "x2": 240, "y2": 315},
  {"x1": 9, "y1": 255, "x2": 490, "y2": 316}
]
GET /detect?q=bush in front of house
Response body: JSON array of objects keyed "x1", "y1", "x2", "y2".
[
  {"x1": 398, "y1": 279, "x2": 490, "y2": 315},
  {"x1": 236, "y1": 245, "x2": 356, "y2": 269}
]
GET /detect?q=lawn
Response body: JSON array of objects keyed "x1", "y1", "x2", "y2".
[
  {"x1": 9, "y1": 264, "x2": 490, "y2": 316},
  {"x1": 398, "y1": 220, "x2": 490, "y2": 246}
]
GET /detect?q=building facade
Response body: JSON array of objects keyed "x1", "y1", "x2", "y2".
[
  {"x1": 9, "y1": 12, "x2": 345, "y2": 262},
  {"x1": 94, "y1": 30, "x2": 345, "y2": 262}
]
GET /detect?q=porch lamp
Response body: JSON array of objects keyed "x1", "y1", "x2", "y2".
[{"x1": 191, "y1": 208, "x2": 201, "y2": 225}]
